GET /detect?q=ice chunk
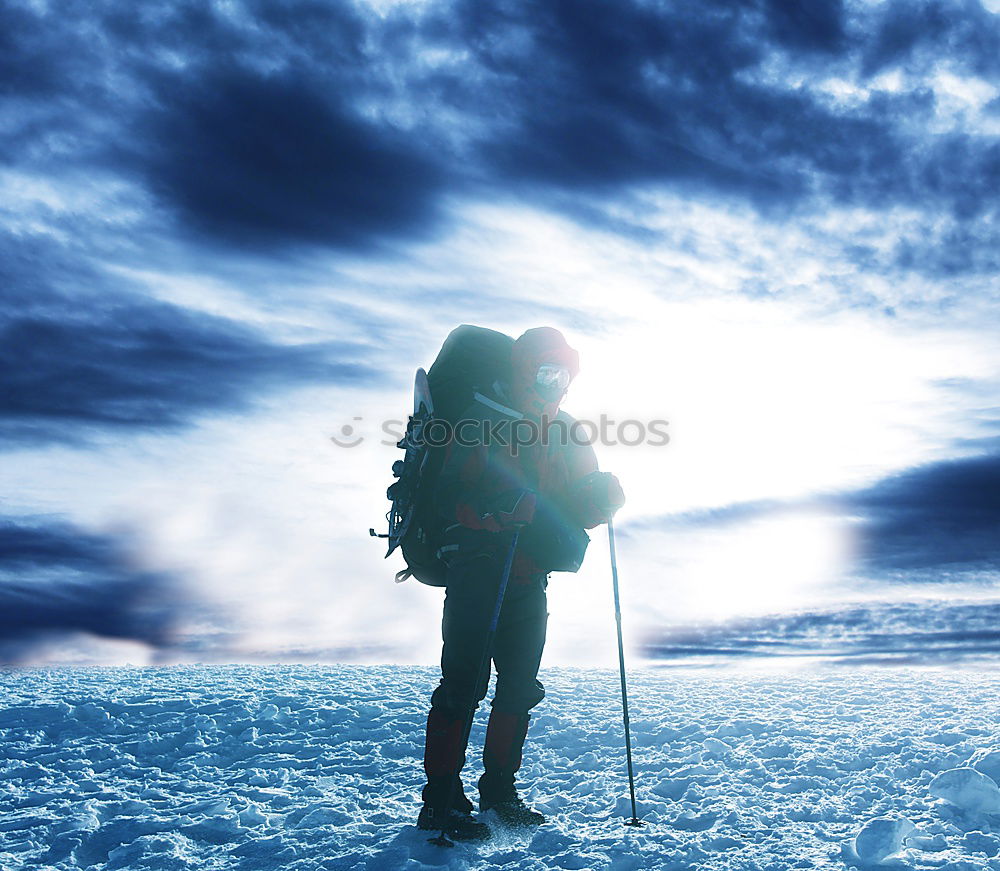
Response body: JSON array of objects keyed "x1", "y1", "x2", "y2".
[
  {"x1": 238, "y1": 805, "x2": 270, "y2": 828},
  {"x1": 72, "y1": 702, "x2": 111, "y2": 723},
  {"x1": 854, "y1": 816, "x2": 916, "y2": 864},
  {"x1": 174, "y1": 797, "x2": 230, "y2": 817},
  {"x1": 652, "y1": 777, "x2": 690, "y2": 800},
  {"x1": 701, "y1": 737, "x2": 732, "y2": 757},
  {"x1": 669, "y1": 809, "x2": 717, "y2": 832},
  {"x1": 971, "y1": 749, "x2": 1000, "y2": 785},
  {"x1": 713, "y1": 719, "x2": 767, "y2": 738},
  {"x1": 294, "y1": 806, "x2": 351, "y2": 828},
  {"x1": 962, "y1": 831, "x2": 1000, "y2": 857},
  {"x1": 930, "y1": 768, "x2": 1000, "y2": 814},
  {"x1": 906, "y1": 830, "x2": 947, "y2": 852},
  {"x1": 258, "y1": 704, "x2": 280, "y2": 721}
]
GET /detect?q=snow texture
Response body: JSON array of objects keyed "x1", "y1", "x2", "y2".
[{"x1": 1, "y1": 665, "x2": 1000, "y2": 870}]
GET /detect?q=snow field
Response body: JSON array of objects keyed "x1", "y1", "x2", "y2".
[{"x1": 1, "y1": 665, "x2": 999, "y2": 870}]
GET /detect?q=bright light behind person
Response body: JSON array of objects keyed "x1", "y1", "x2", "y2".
[{"x1": 678, "y1": 509, "x2": 854, "y2": 621}]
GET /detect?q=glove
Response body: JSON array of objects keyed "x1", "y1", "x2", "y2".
[
  {"x1": 572, "y1": 471, "x2": 625, "y2": 527},
  {"x1": 484, "y1": 489, "x2": 537, "y2": 531},
  {"x1": 456, "y1": 489, "x2": 537, "y2": 532}
]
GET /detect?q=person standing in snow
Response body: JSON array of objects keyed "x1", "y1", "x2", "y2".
[{"x1": 417, "y1": 327, "x2": 625, "y2": 840}]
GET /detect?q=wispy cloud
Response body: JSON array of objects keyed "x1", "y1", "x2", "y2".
[
  {"x1": 642, "y1": 598, "x2": 1000, "y2": 666},
  {"x1": 0, "y1": 232, "x2": 376, "y2": 448}
]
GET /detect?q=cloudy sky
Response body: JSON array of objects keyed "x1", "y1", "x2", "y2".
[{"x1": 2, "y1": 0, "x2": 998, "y2": 668}]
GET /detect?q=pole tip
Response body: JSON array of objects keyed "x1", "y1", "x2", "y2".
[{"x1": 626, "y1": 818, "x2": 645, "y2": 828}]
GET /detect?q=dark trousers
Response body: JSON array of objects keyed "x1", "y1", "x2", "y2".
[
  {"x1": 430, "y1": 551, "x2": 549, "y2": 719},
  {"x1": 422, "y1": 548, "x2": 548, "y2": 806}
]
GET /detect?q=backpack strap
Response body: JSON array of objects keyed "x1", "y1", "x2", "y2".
[{"x1": 473, "y1": 391, "x2": 523, "y2": 419}]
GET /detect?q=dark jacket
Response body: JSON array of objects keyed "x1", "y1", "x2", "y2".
[{"x1": 433, "y1": 381, "x2": 605, "y2": 583}]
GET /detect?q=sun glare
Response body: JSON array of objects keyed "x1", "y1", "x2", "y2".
[{"x1": 684, "y1": 509, "x2": 852, "y2": 620}]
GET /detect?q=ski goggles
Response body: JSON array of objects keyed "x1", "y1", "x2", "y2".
[{"x1": 536, "y1": 364, "x2": 571, "y2": 391}]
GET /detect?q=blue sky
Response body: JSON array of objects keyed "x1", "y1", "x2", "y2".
[{"x1": 1, "y1": 0, "x2": 998, "y2": 667}]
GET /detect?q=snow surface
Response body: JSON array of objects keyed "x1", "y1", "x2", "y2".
[{"x1": 2, "y1": 665, "x2": 1000, "y2": 870}]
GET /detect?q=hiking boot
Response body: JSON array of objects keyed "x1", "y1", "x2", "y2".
[
  {"x1": 478, "y1": 770, "x2": 545, "y2": 827},
  {"x1": 421, "y1": 775, "x2": 474, "y2": 814},
  {"x1": 417, "y1": 804, "x2": 491, "y2": 841},
  {"x1": 479, "y1": 794, "x2": 546, "y2": 827}
]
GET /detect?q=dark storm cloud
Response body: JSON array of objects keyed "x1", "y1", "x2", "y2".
[
  {"x1": 847, "y1": 451, "x2": 1000, "y2": 575},
  {"x1": 2, "y1": 0, "x2": 446, "y2": 252},
  {"x1": 425, "y1": 0, "x2": 998, "y2": 220},
  {"x1": 0, "y1": 517, "x2": 182, "y2": 664},
  {"x1": 643, "y1": 598, "x2": 1000, "y2": 666},
  {"x1": 134, "y1": 69, "x2": 445, "y2": 251},
  {"x1": 2, "y1": 0, "x2": 997, "y2": 259},
  {"x1": 439, "y1": 0, "x2": 825, "y2": 201},
  {"x1": 862, "y1": 0, "x2": 1000, "y2": 77},
  {"x1": 0, "y1": 232, "x2": 375, "y2": 448},
  {"x1": 759, "y1": 0, "x2": 846, "y2": 53}
]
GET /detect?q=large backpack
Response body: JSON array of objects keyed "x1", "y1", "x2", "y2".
[{"x1": 372, "y1": 325, "x2": 514, "y2": 585}]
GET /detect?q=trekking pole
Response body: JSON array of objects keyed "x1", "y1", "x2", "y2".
[
  {"x1": 429, "y1": 528, "x2": 521, "y2": 847},
  {"x1": 609, "y1": 518, "x2": 643, "y2": 828}
]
